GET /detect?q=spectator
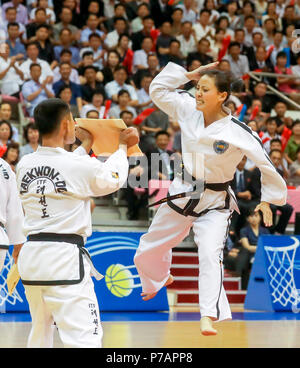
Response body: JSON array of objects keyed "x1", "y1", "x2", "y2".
[
  {"x1": 6, "y1": 22, "x2": 26, "y2": 59},
  {"x1": 244, "y1": 82, "x2": 274, "y2": 114},
  {"x1": 104, "y1": 3, "x2": 128, "y2": 32},
  {"x1": 214, "y1": 15, "x2": 234, "y2": 38},
  {"x1": 133, "y1": 36, "x2": 154, "y2": 73},
  {"x1": 0, "y1": 120, "x2": 14, "y2": 149},
  {"x1": 273, "y1": 101, "x2": 293, "y2": 134},
  {"x1": 115, "y1": 33, "x2": 134, "y2": 74},
  {"x1": 149, "y1": 0, "x2": 173, "y2": 28},
  {"x1": 156, "y1": 21, "x2": 176, "y2": 66},
  {"x1": 131, "y1": 3, "x2": 150, "y2": 34},
  {"x1": 131, "y1": 15, "x2": 155, "y2": 51},
  {"x1": 21, "y1": 63, "x2": 54, "y2": 116},
  {"x1": 80, "y1": 14, "x2": 104, "y2": 47},
  {"x1": 80, "y1": 91, "x2": 105, "y2": 118},
  {"x1": 52, "y1": 49, "x2": 80, "y2": 84},
  {"x1": 146, "y1": 130, "x2": 175, "y2": 181},
  {"x1": 224, "y1": 41, "x2": 250, "y2": 81},
  {"x1": 26, "y1": 7, "x2": 48, "y2": 40},
  {"x1": 176, "y1": 21, "x2": 197, "y2": 59},
  {"x1": 230, "y1": 156, "x2": 260, "y2": 236},
  {"x1": 105, "y1": 17, "x2": 128, "y2": 50},
  {"x1": 236, "y1": 208, "x2": 269, "y2": 289},
  {"x1": 274, "y1": 51, "x2": 300, "y2": 101},
  {"x1": 177, "y1": 0, "x2": 197, "y2": 23},
  {"x1": 221, "y1": 1, "x2": 240, "y2": 30},
  {"x1": 260, "y1": 117, "x2": 281, "y2": 153},
  {"x1": 284, "y1": 120, "x2": 300, "y2": 165},
  {"x1": 20, "y1": 41, "x2": 54, "y2": 83},
  {"x1": 170, "y1": 7, "x2": 183, "y2": 37},
  {"x1": 81, "y1": 65, "x2": 106, "y2": 104},
  {"x1": 268, "y1": 31, "x2": 287, "y2": 67},
  {"x1": 54, "y1": 28, "x2": 80, "y2": 65},
  {"x1": 243, "y1": 15, "x2": 262, "y2": 47},
  {"x1": 19, "y1": 122, "x2": 39, "y2": 158},
  {"x1": 2, "y1": 0, "x2": 28, "y2": 25},
  {"x1": 245, "y1": 99, "x2": 268, "y2": 130},
  {"x1": 53, "y1": 62, "x2": 82, "y2": 112},
  {"x1": 52, "y1": 7, "x2": 80, "y2": 42},
  {"x1": 140, "y1": 107, "x2": 169, "y2": 152},
  {"x1": 2, "y1": 7, "x2": 26, "y2": 42},
  {"x1": 270, "y1": 138, "x2": 289, "y2": 173},
  {"x1": 33, "y1": 24, "x2": 54, "y2": 64},
  {"x1": 79, "y1": 33, "x2": 105, "y2": 70},
  {"x1": 164, "y1": 39, "x2": 184, "y2": 66},
  {"x1": 133, "y1": 52, "x2": 160, "y2": 89},
  {"x1": 187, "y1": 37, "x2": 213, "y2": 67},
  {"x1": 120, "y1": 110, "x2": 135, "y2": 127},
  {"x1": 209, "y1": 27, "x2": 225, "y2": 61},
  {"x1": 2, "y1": 141, "x2": 19, "y2": 171},
  {"x1": 108, "y1": 89, "x2": 137, "y2": 119},
  {"x1": 101, "y1": 50, "x2": 121, "y2": 85},
  {"x1": 105, "y1": 65, "x2": 138, "y2": 107},
  {"x1": 262, "y1": 0, "x2": 282, "y2": 31},
  {"x1": 29, "y1": 0, "x2": 56, "y2": 25},
  {"x1": 234, "y1": 28, "x2": 256, "y2": 66},
  {"x1": 57, "y1": 85, "x2": 79, "y2": 117},
  {"x1": 137, "y1": 74, "x2": 154, "y2": 113},
  {"x1": 289, "y1": 147, "x2": 300, "y2": 187},
  {"x1": 193, "y1": 9, "x2": 215, "y2": 42},
  {"x1": 0, "y1": 103, "x2": 19, "y2": 142},
  {"x1": 0, "y1": 43, "x2": 24, "y2": 97},
  {"x1": 262, "y1": 18, "x2": 276, "y2": 47}
]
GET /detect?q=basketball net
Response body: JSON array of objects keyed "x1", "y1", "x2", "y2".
[
  {"x1": 0, "y1": 251, "x2": 23, "y2": 310},
  {"x1": 264, "y1": 236, "x2": 300, "y2": 311}
]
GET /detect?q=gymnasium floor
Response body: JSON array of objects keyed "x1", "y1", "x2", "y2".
[{"x1": 1, "y1": 306, "x2": 300, "y2": 348}]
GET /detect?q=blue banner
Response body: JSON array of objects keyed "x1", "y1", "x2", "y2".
[{"x1": 0, "y1": 231, "x2": 169, "y2": 312}]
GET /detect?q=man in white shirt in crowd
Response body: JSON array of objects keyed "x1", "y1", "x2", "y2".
[
  {"x1": 52, "y1": 49, "x2": 80, "y2": 84},
  {"x1": 79, "y1": 33, "x2": 105, "y2": 70},
  {"x1": 176, "y1": 21, "x2": 197, "y2": 59},
  {"x1": 19, "y1": 41, "x2": 54, "y2": 83},
  {"x1": 193, "y1": 9, "x2": 215, "y2": 42},
  {"x1": 0, "y1": 42, "x2": 24, "y2": 97},
  {"x1": 105, "y1": 65, "x2": 138, "y2": 107},
  {"x1": 80, "y1": 91, "x2": 106, "y2": 118},
  {"x1": 177, "y1": 0, "x2": 197, "y2": 23},
  {"x1": 104, "y1": 17, "x2": 128, "y2": 49},
  {"x1": 80, "y1": 14, "x2": 104, "y2": 47},
  {"x1": 133, "y1": 36, "x2": 153, "y2": 73}
]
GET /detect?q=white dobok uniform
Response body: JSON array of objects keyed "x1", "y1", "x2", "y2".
[
  {"x1": 134, "y1": 62, "x2": 287, "y2": 322},
  {"x1": 0, "y1": 158, "x2": 26, "y2": 271},
  {"x1": 16, "y1": 145, "x2": 129, "y2": 348}
]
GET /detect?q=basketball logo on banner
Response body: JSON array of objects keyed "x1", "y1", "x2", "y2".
[{"x1": 105, "y1": 264, "x2": 141, "y2": 298}]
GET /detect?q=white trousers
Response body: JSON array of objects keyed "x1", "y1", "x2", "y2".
[
  {"x1": 0, "y1": 249, "x2": 6, "y2": 273},
  {"x1": 134, "y1": 203, "x2": 233, "y2": 321},
  {"x1": 24, "y1": 261, "x2": 103, "y2": 348}
]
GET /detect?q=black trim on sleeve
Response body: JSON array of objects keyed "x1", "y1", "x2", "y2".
[
  {"x1": 177, "y1": 89, "x2": 195, "y2": 98},
  {"x1": 231, "y1": 117, "x2": 275, "y2": 167},
  {"x1": 0, "y1": 245, "x2": 9, "y2": 250}
]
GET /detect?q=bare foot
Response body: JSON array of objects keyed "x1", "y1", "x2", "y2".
[
  {"x1": 141, "y1": 274, "x2": 174, "y2": 301},
  {"x1": 200, "y1": 316, "x2": 218, "y2": 336}
]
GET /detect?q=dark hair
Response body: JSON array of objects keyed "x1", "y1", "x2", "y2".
[
  {"x1": 172, "y1": 7, "x2": 183, "y2": 14},
  {"x1": 2, "y1": 142, "x2": 19, "y2": 165},
  {"x1": 118, "y1": 89, "x2": 130, "y2": 98},
  {"x1": 266, "y1": 117, "x2": 277, "y2": 125},
  {"x1": 200, "y1": 70, "x2": 244, "y2": 102},
  {"x1": 270, "y1": 138, "x2": 282, "y2": 146},
  {"x1": 246, "y1": 207, "x2": 260, "y2": 218},
  {"x1": 276, "y1": 51, "x2": 287, "y2": 59},
  {"x1": 36, "y1": 24, "x2": 49, "y2": 32},
  {"x1": 82, "y1": 51, "x2": 93, "y2": 58},
  {"x1": 114, "y1": 16, "x2": 126, "y2": 24},
  {"x1": 26, "y1": 41, "x2": 39, "y2": 50},
  {"x1": 114, "y1": 65, "x2": 128, "y2": 74},
  {"x1": 57, "y1": 85, "x2": 72, "y2": 98},
  {"x1": 5, "y1": 6, "x2": 16, "y2": 13},
  {"x1": 292, "y1": 119, "x2": 300, "y2": 128},
  {"x1": 89, "y1": 32, "x2": 101, "y2": 41},
  {"x1": 86, "y1": 110, "x2": 99, "y2": 117},
  {"x1": 33, "y1": 99, "x2": 70, "y2": 136},
  {"x1": 0, "y1": 120, "x2": 13, "y2": 141},
  {"x1": 200, "y1": 8, "x2": 211, "y2": 16},
  {"x1": 120, "y1": 110, "x2": 133, "y2": 119},
  {"x1": 83, "y1": 65, "x2": 98, "y2": 74},
  {"x1": 244, "y1": 14, "x2": 256, "y2": 22},
  {"x1": 59, "y1": 27, "x2": 72, "y2": 36},
  {"x1": 228, "y1": 41, "x2": 241, "y2": 50},
  {"x1": 30, "y1": 63, "x2": 41, "y2": 71},
  {"x1": 155, "y1": 130, "x2": 170, "y2": 139},
  {"x1": 23, "y1": 122, "x2": 38, "y2": 143},
  {"x1": 7, "y1": 22, "x2": 19, "y2": 29},
  {"x1": 60, "y1": 48, "x2": 72, "y2": 57},
  {"x1": 35, "y1": 7, "x2": 47, "y2": 15},
  {"x1": 234, "y1": 28, "x2": 245, "y2": 34}
]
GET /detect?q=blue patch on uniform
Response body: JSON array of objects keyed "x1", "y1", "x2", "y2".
[{"x1": 213, "y1": 140, "x2": 229, "y2": 154}]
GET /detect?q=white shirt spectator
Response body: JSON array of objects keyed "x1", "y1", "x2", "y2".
[
  {"x1": 176, "y1": 5, "x2": 197, "y2": 23},
  {"x1": 80, "y1": 104, "x2": 106, "y2": 118},
  {"x1": 223, "y1": 54, "x2": 249, "y2": 79},
  {"x1": 80, "y1": 47, "x2": 105, "y2": 70},
  {"x1": 133, "y1": 49, "x2": 148, "y2": 72},
  {"x1": 0, "y1": 56, "x2": 23, "y2": 95},
  {"x1": 108, "y1": 105, "x2": 137, "y2": 118},
  {"x1": 53, "y1": 66, "x2": 80, "y2": 84},
  {"x1": 30, "y1": 7, "x2": 56, "y2": 24},
  {"x1": 192, "y1": 22, "x2": 215, "y2": 41},
  {"x1": 105, "y1": 80, "x2": 138, "y2": 102},
  {"x1": 176, "y1": 34, "x2": 197, "y2": 58},
  {"x1": 244, "y1": 27, "x2": 263, "y2": 47},
  {"x1": 137, "y1": 88, "x2": 154, "y2": 108},
  {"x1": 19, "y1": 57, "x2": 54, "y2": 82}
]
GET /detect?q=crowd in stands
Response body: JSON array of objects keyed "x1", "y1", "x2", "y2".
[{"x1": 0, "y1": 0, "x2": 300, "y2": 287}]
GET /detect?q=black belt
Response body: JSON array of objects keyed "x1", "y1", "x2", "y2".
[
  {"x1": 0, "y1": 222, "x2": 9, "y2": 249},
  {"x1": 23, "y1": 232, "x2": 86, "y2": 286},
  {"x1": 147, "y1": 166, "x2": 231, "y2": 217},
  {"x1": 28, "y1": 233, "x2": 84, "y2": 247}
]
